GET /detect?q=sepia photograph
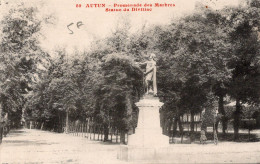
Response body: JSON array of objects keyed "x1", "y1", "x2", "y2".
[{"x1": 0, "y1": 0, "x2": 260, "y2": 163}]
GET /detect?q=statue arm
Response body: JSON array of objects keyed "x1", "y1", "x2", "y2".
[
  {"x1": 144, "y1": 67, "x2": 154, "y2": 76},
  {"x1": 138, "y1": 62, "x2": 147, "y2": 66}
]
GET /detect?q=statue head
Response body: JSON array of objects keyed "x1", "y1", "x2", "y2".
[{"x1": 149, "y1": 53, "x2": 156, "y2": 60}]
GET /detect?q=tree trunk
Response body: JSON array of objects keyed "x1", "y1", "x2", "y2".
[
  {"x1": 58, "y1": 113, "x2": 62, "y2": 133},
  {"x1": 248, "y1": 129, "x2": 250, "y2": 141},
  {"x1": 172, "y1": 118, "x2": 178, "y2": 137},
  {"x1": 233, "y1": 99, "x2": 241, "y2": 140},
  {"x1": 0, "y1": 103, "x2": 3, "y2": 144},
  {"x1": 215, "y1": 120, "x2": 219, "y2": 134},
  {"x1": 0, "y1": 102, "x2": 2, "y2": 123},
  {"x1": 190, "y1": 113, "x2": 195, "y2": 142},
  {"x1": 126, "y1": 92, "x2": 132, "y2": 121},
  {"x1": 65, "y1": 110, "x2": 69, "y2": 133},
  {"x1": 178, "y1": 116, "x2": 184, "y2": 143},
  {"x1": 41, "y1": 122, "x2": 44, "y2": 130},
  {"x1": 163, "y1": 120, "x2": 168, "y2": 135},
  {"x1": 4, "y1": 113, "x2": 9, "y2": 134},
  {"x1": 190, "y1": 113, "x2": 195, "y2": 132},
  {"x1": 218, "y1": 94, "x2": 227, "y2": 135},
  {"x1": 120, "y1": 130, "x2": 126, "y2": 144},
  {"x1": 103, "y1": 124, "x2": 109, "y2": 142},
  {"x1": 168, "y1": 119, "x2": 173, "y2": 136},
  {"x1": 201, "y1": 117, "x2": 207, "y2": 132},
  {"x1": 124, "y1": 92, "x2": 132, "y2": 142},
  {"x1": 178, "y1": 116, "x2": 184, "y2": 134},
  {"x1": 0, "y1": 124, "x2": 2, "y2": 144}
]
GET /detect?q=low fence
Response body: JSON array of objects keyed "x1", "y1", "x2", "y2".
[
  {"x1": 181, "y1": 122, "x2": 202, "y2": 132},
  {"x1": 66, "y1": 122, "x2": 126, "y2": 143},
  {"x1": 25, "y1": 120, "x2": 245, "y2": 144},
  {"x1": 181, "y1": 122, "x2": 236, "y2": 133}
]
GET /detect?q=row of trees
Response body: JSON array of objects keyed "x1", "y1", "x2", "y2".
[
  {"x1": 0, "y1": 0, "x2": 259, "y2": 142},
  {"x1": 156, "y1": 1, "x2": 260, "y2": 140}
]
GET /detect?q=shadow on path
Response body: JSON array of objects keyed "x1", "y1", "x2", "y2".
[
  {"x1": 4, "y1": 129, "x2": 27, "y2": 138},
  {"x1": 3, "y1": 139, "x2": 58, "y2": 146},
  {"x1": 2, "y1": 129, "x2": 58, "y2": 147}
]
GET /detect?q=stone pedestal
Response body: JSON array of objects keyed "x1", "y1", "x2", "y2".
[{"x1": 118, "y1": 94, "x2": 169, "y2": 161}]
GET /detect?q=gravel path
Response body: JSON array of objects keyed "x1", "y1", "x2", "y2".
[{"x1": 0, "y1": 129, "x2": 260, "y2": 163}]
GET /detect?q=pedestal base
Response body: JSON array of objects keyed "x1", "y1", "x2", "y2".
[
  {"x1": 127, "y1": 95, "x2": 169, "y2": 147},
  {"x1": 117, "y1": 145, "x2": 171, "y2": 162},
  {"x1": 118, "y1": 95, "x2": 170, "y2": 162},
  {"x1": 128, "y1": 132, "x2": 169, "y2": 147}
]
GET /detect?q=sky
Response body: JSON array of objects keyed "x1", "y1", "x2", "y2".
[{"x1": 0, "y1": 0, "x2": 241, "y2": 55}]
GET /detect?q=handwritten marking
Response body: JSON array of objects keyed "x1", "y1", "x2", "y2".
[
  {"x1": 77, "y1": 21, "x2": 84, "y2": 29},
  {"x1": 67, "y1": 21, "x2": 85, "y2": 34},
  {"x1": 67, "y1": 23, "x2": 74, "y2": 34}
]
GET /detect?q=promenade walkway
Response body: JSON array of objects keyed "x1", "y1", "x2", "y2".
[{"x1": 0, "y1": 129, "x2": 260, "y2": 163}]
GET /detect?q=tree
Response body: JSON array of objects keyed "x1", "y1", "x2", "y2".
[
  {"x1": 151, "y1": 6, "x2": 233, "y2": 138},
  {"x1": 0, "y1": 5, "x2": 49, "y2": 127},
  {"x1": 224, "y1": 4, "x2": 260, "y2": 140},
  {"x1": 93, "y1": 53, "x2": 143, "y2": 143},
  {"x1": 25, "y1": 48, "x2": 99, "y2": 131}
]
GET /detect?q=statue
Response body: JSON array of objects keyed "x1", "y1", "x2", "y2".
[
  {"x1": 120, "y1": 53, "x2": 169, "y2": 161},
  {"x1": 142, "y1": 53, "x2": 157, "y2": 96}
]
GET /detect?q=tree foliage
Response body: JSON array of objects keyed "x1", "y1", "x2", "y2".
[{"x1": 0, "y1": 5, "x2": 49, "y2": 127}]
